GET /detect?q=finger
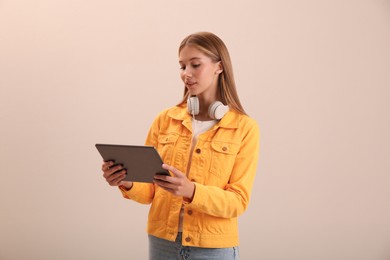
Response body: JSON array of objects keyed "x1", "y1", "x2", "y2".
[
  {"x1": 154, "y1": 179, "x2": 187, "y2": 197},
  {"x1": 162, "y1": 164, "x2": 184, "y2": 178},
  {"x1": 107, "y1": 170, "x2": 126, "y2": 185},
  {"x1": 154, "y1": 179, "x2": 176, "y2": 191},
  {"x1": 101, "y1": 161, "x2": 114, "y2": 171},
  {"x1": 110, "y1": 174, "x2": 126, "y2": 186},
  {"x1": 109, "y1": 170, "x2": 126, "y2": 182},
  {"x1": 107, "y1": 169, "x2": 126, "y2": 182},
  {"x1": 103, "y1": 164, "x2": 124, "y2": 179},
  {"x1": 155, "y1": 175, "x2": 184, "y2": 190},
  {"x1": 153, "y1": 174, "x2": 176, "y2": 186},
  {"x1": 154, "y1": 174, "x2": 174, "y2": 183}
]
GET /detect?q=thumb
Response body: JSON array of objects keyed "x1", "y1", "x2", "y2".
[{"x1": 162, "y1": 164, "x2": 184, "y2": 178}]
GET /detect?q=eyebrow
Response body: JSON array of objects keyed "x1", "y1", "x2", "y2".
[{"x1": 179, "y1": 57, "x2": 201, "y2": 63}]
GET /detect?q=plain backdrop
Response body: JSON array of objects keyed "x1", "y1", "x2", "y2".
[{"x1": 1, "y1": 1, "x2": 390, "y2": 259}]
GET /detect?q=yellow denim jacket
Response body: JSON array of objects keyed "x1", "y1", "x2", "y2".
[{"x1": 119, "y1": 104, "x2": 260, "y2": 248}]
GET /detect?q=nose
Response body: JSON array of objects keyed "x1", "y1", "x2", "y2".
[
  {"x1": 184, "y1": 74, "x2": 192, "y2": 81},
  {"x1": 182, "y1": 67, "x2": 192, "y2": 78}
]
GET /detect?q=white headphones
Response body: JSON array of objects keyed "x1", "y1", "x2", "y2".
[{"x1": 187, "y1": 96, "x2": 229, "y2": 120}]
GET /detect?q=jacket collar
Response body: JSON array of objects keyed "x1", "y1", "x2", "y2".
[{"x1": 167, "y1": 105, "x2": 240, "y2": 129}]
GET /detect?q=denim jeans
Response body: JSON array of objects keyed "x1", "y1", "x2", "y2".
[{"x1": 148, "y1": 233, "x2": 239, "y2": 260}]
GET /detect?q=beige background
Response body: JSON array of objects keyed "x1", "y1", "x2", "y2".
[{"x1": 1, "y1": 0, "x2": 390, "y2": 259}]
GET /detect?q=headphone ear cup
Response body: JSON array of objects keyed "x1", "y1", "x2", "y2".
[
  {"x1": 187, "y1": 96, "x2": 200, "y2": 115},
  {"x1": 208, "y1": 101, "x2": 229, "y2": 120}
]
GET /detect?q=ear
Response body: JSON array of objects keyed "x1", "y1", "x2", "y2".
[{"x1": 215, "y1": 61, "x2": 223, "y2": 74}]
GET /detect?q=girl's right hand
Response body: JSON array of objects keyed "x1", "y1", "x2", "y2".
[{"x1": 101, "y1": 161, "x2": 133, "y2": 189}]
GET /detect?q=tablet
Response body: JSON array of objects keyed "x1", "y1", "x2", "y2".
[{"x1": 95, "y1": 144, "x2": 170, "y2": 183}]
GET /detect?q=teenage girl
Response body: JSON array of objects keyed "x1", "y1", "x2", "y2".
[{"x1": 101, "y1": 32, "x2": 260, "y2": 260}]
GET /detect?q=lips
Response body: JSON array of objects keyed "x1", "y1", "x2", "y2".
[{"x1": 186, "y1": 81, "x2": 197, "y2": 87}]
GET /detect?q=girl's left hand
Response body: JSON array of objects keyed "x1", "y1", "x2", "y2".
[{"x1": 153, "y1": 164, "x2": 195, "y2": 201}]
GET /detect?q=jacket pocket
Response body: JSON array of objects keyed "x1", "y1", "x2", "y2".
[
  {"x1": 157, "y1": 134, "x2": 179, "y2": 165},
  {"x1": 209, "y1": 141, "x2": 240, "y2": 178}
]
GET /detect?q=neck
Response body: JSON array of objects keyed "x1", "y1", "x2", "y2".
[
  {"x1": 193, "y1": 114, "x2": 213, "y2": 121},
  {"x1": 196, "y1": 93, "x2": 222, "y2": 115}
]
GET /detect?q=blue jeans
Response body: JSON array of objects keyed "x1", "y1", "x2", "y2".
[{"x1": 148, "y1": 233, "x2": 239, "y2": 260}]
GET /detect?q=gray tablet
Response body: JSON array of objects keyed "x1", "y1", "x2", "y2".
[{"x1": 95, "y1": 144, "x2": 170, "y2": 183}]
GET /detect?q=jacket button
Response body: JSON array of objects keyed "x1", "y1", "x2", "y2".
[
  {"x1": 222, "y1": 146, "x2": 227, "y2": 151},
  {"x1": 195, "y1": 148, "x2": 201, "y2": 153},
  {"x1": 187, "y1": 210, "x2": 193, "y2": 215},
  {"x1": 185, "y1": 237, "x2": 191, "y2": 242}
]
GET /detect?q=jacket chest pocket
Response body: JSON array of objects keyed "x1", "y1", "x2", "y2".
[
  {"x1": 157, "y1": 134, "x2": 179, "y2": 165},
  {"x1": 209, "y1": 141, "x2": 240, "y2": 178}
]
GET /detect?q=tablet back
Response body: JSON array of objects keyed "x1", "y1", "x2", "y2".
[{"x1": 95, "y1": 144, "x2": 169, "y2": 183}]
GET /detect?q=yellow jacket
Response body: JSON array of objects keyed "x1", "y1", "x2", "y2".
[{"x1": 119, "y1": 104, "x2": 260, "y2": 248}]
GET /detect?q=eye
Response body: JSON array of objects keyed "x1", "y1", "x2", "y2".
[
  {"x1": 179, "y1": 65, "x2": 186, "y2": 70},
  {"x1": 192, "y1": 64, "x2": 200, "y2": 68}
]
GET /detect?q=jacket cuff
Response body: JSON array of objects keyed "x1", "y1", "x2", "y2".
[
  {"x1": 187, "y1": 182, "x2": 205, "y2": 207},
  {"x1": 119, "y1": 183, "x2": 137, "y2": 199}
]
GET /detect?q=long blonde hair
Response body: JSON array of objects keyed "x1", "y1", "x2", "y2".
[{"x1": 178, "y1": 32, "x2": 246, "y2": 115}]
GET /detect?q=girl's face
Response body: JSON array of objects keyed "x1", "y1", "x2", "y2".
[{"x1": 179, "y1": 46, "x2": 222, "y2": 99}]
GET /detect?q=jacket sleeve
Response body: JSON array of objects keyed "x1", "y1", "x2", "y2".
[
  {"x1": 188, "y1": 118, "x2": 260, "y2": 218},
  {"x1": 118, "y1": 113, "x2": 162, "y2": 204}
]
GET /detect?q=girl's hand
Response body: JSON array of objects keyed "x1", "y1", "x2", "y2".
[
  {"x1": 153, "y1": 164, "x2": 195, "y2": 201},
  {"x1": 101, "y1": 161, "x2": 133, "y2": 189}
]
